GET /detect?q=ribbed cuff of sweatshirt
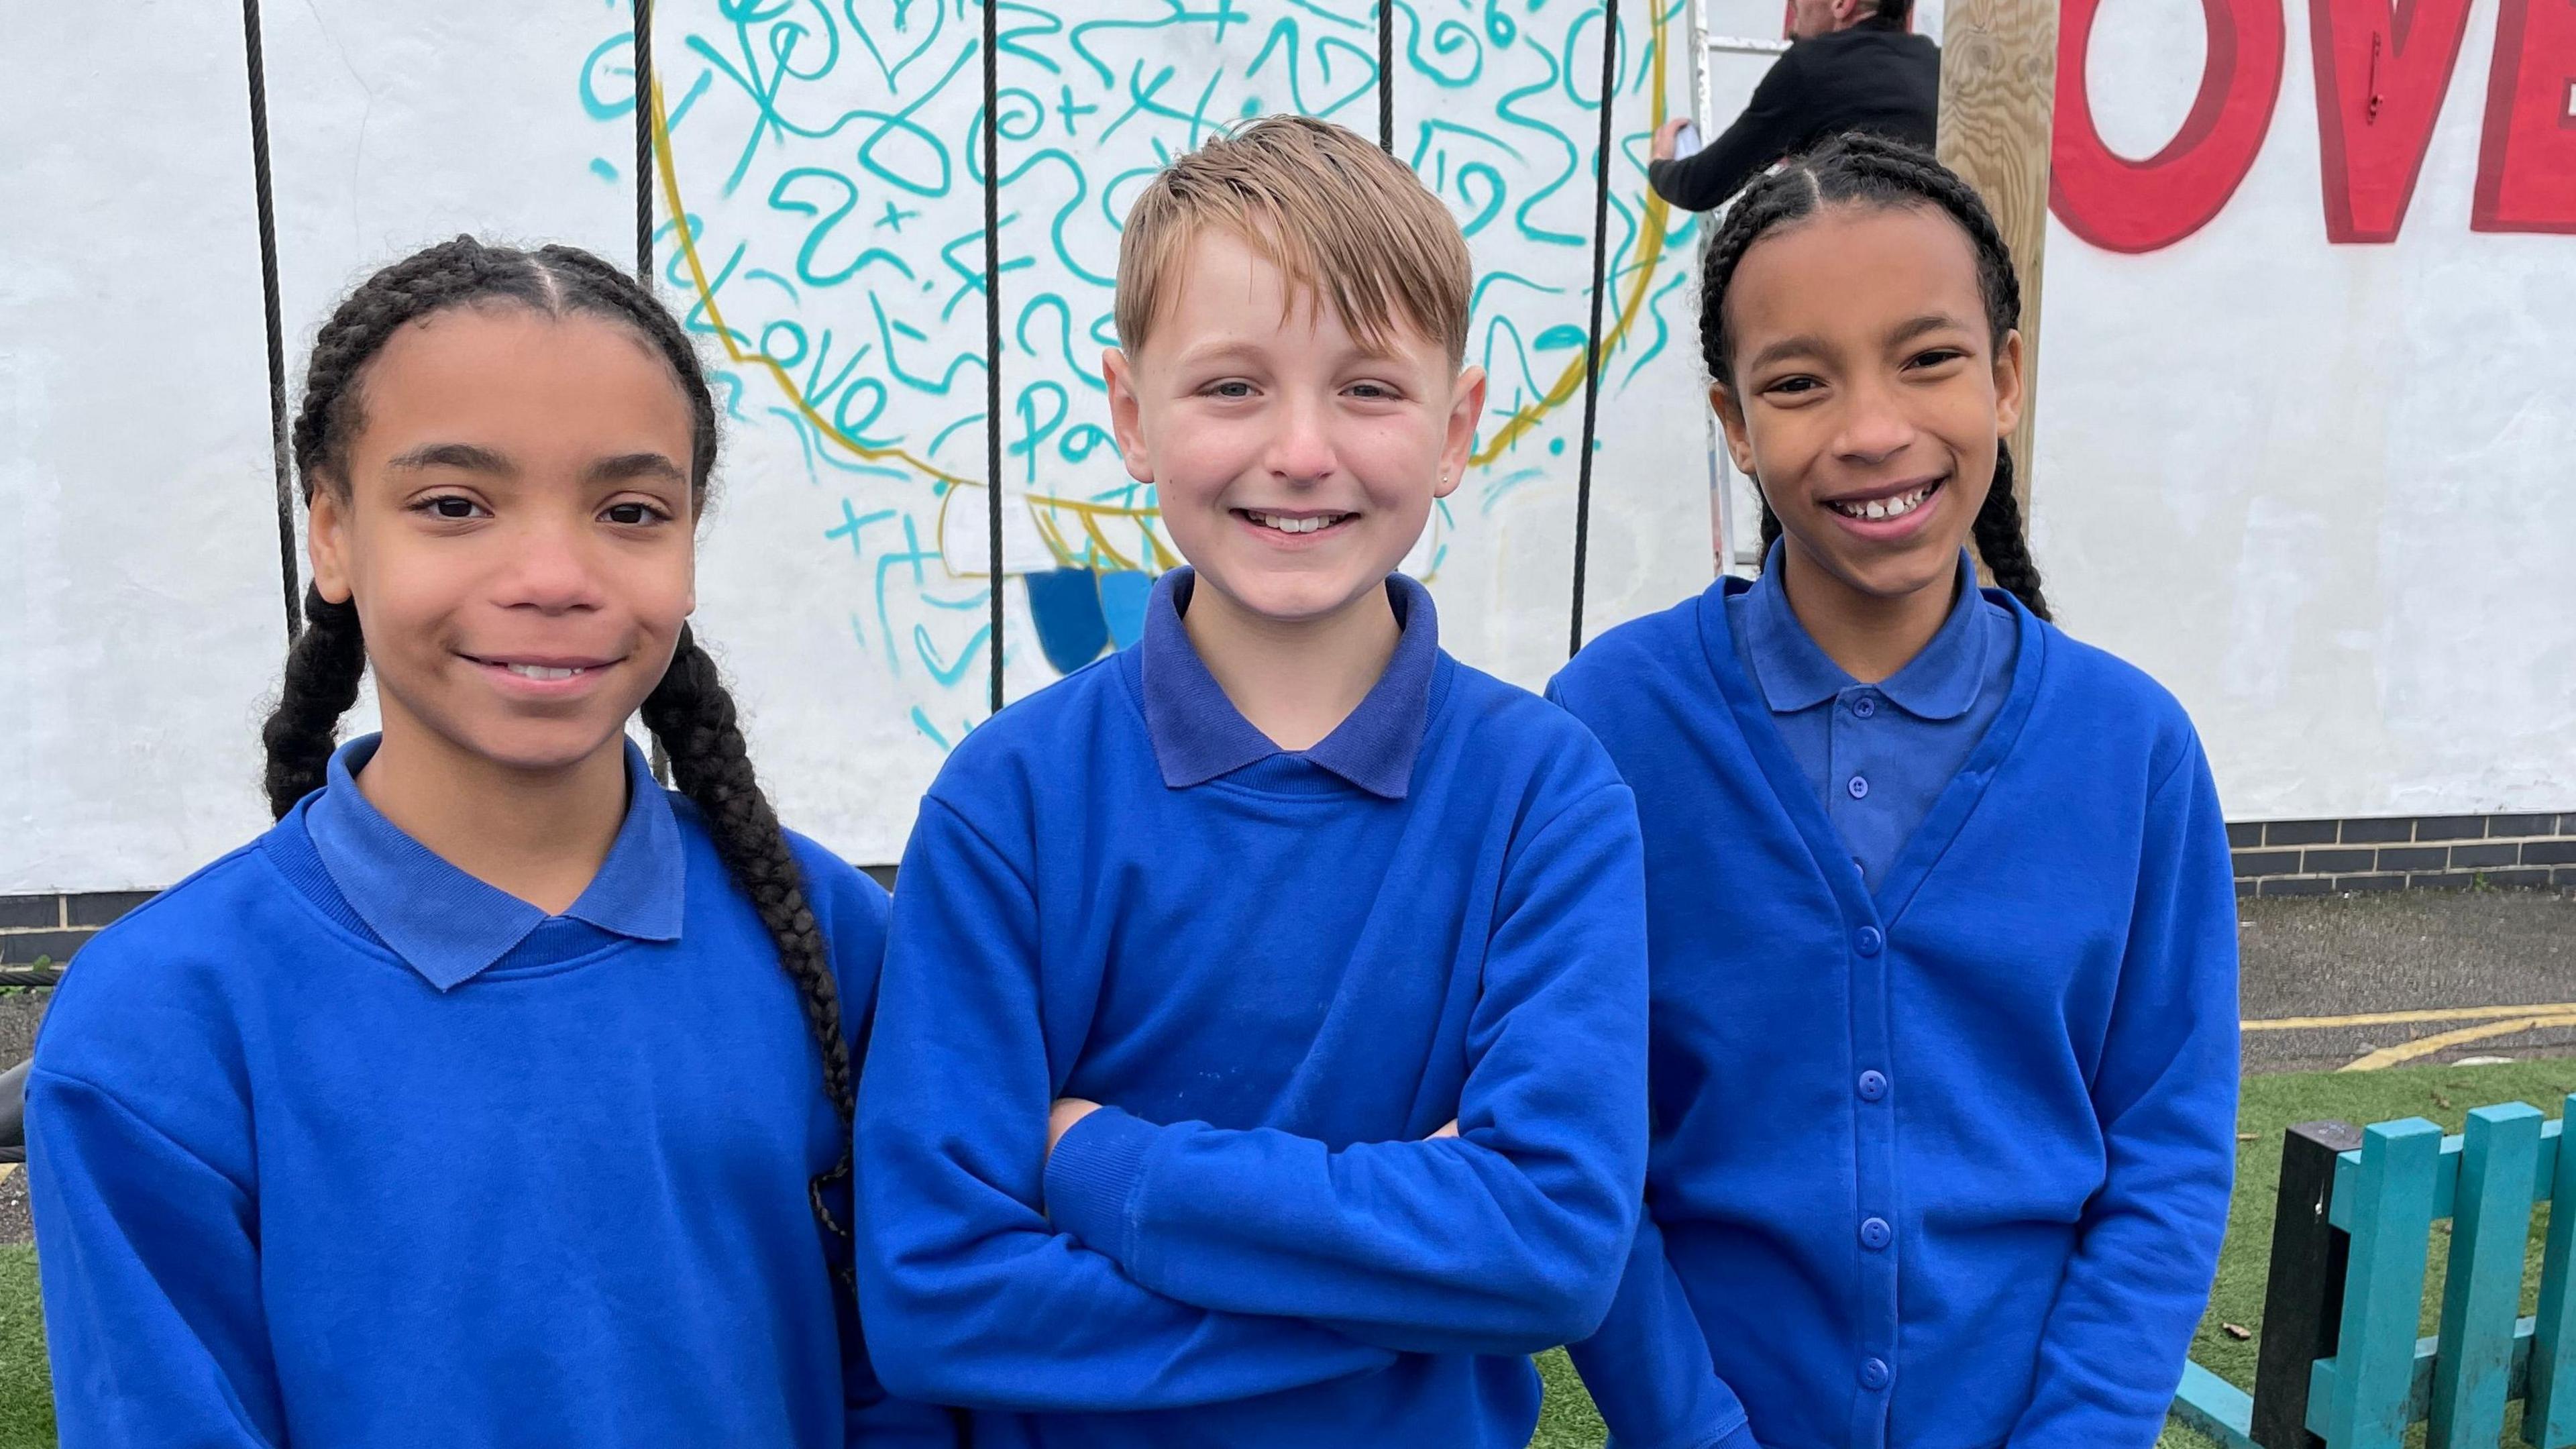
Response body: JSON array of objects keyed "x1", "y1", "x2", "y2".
[
  {"x1": 1701, "y1": 1418, "x2": 1758, "y2": 1449},
  {"x1": 1042, "y1": 1105, "x2": 1159, "y2": 1262}
]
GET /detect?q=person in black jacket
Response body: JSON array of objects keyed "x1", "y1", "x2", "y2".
[{"x1": 1649, "y1": 0, "x2": 1937, "y2": 211}]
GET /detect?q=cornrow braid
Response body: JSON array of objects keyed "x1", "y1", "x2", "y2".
[
  {"x1": 1699, "y1": 132, "x2": 2052, "y2": 620},
  {"x1": 256, "y1": 235, "x2": 858, "y2": 1264}
]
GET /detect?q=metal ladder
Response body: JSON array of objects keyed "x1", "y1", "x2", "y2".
[{"x1": 1689, "y1": 9, "x2": 1792, "y2": 573}]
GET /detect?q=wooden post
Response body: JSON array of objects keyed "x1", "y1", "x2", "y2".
[
  {"x1": 2430, "y1": 1104, "x2": 2542, "y2": 1446},
  {"x1": 2325, "y1": 1118, "x2": 2446, "y2": 1449},
  {"x1": 2252, "y1": 1121, "x2": 2363, "y2": 1449},
  {"x1": 2528, "y1": 1094, "x2": 2576, "y2": 1444},
  {"x1": 1935, "y1": 0, "x2": 2056, "y2": 506}
]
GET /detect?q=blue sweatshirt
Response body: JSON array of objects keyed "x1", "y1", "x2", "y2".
[
  {"x1": 1549, "y1": 580, "x2": 2239, "y2": 1449},
  {"x1": 28, "y1": 737, "x2": 951, "y2": 1449},
  {"x1": 855, "y1": 570, "x2": 1649, "y2": 1448}
]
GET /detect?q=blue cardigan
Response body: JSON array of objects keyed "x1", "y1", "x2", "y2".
[{"x1": 1550, "y1": 578, "x2": 2239, "y2": 1449}]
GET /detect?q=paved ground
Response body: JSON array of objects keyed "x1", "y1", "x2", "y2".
[
  {"x1": 0, "y1": 888, "x2": 2561, "y2": 1246},
  {"x1": 2238, "y1": 888, "x2": 2576, "y2": 1073}
]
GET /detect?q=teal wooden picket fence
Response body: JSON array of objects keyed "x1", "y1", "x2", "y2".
[{"x1": 2173, "y1": 1096, "x2": 2576, "y2": 1448}]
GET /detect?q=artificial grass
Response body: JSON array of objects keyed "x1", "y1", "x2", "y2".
[
  {"x1": 0, "y1": 1248, "x2": 50, "y2": 1449},
  {"x1": 9, "y1": 1061, "x2": 2576, "y2": 1449},
  {"x1": 1534, "y1": 1350, "x2": 1610, "y2": 1446}
]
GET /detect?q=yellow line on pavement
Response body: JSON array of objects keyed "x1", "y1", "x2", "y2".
[
  {"x1": 2336, "y1": 1012, "x2": 2576, "y2": 1071},
  {"x1": 2244, "y1": 1002, "x2": 2576, "y2": 1032}
]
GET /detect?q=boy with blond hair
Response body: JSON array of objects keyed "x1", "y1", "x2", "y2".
[{"x1": 855, "y1": 115, "x2": 1648, "y2": 1446}]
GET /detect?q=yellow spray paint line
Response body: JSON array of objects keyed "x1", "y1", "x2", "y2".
[
  {"x1": 2243, "y1": 1002, "x2": 2576, "y2": 1032},
  {"x1": 1470, "y1": 3, "x2": 1676, "y2": 467},
  {"x1": 649, "y1": 80, "x2": 975, "y2": 490},
  {"x1": 2335, "y1": 1012, "x2": 2576, "y2": 1072}
]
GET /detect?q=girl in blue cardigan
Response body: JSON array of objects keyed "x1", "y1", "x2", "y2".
[
  {"x1": 27, "y1": 239, "x2": 947, "y2": 1447},
  {"x1": 1552, "y1": 135, "x2": 2239, "y2": 1449}
]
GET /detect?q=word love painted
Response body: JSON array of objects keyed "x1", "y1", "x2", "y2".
[{"x1": 2051, "y1": 0, "x2": 2575, "y2": 251}]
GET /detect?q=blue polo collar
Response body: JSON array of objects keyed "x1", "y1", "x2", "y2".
[
  {"x1": 1136, "y1": 567, "x2": 1438, "y2": 800},
  {"x1": 303, "y1": 735, "x2": 684, "y2": 990},
  {"x1": 1740, "y1": 542, "x2": 1991, "y2": 720}
]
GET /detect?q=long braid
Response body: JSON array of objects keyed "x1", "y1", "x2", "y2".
[
  {"x1": 261, "y1": 589, "x2": 366, "y2": 819},
  {"x1": 258, "y1": 235, "x2": 859, "y2": 1265},
  {"x1": 1700, "y1": 133, "x2": 2051, "y2": 618},
  {"x1": 1970, "y1": 444, "x2": 2051, "y2": 620},
  {"x1": 639, "y1": 629, "x2": 859, "y2": 1262}
]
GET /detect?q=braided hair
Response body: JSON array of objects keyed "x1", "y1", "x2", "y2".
[
  {"x1": 1698, "y1": 133, "x2": 2051, "y2": 620},
  {"x1": 256, "y1": 236, "x2": 861, "y2": 1262}
]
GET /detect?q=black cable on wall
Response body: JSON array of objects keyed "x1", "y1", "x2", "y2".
[
  {"x1": 983, "y1": 0, "x2": 1005, "y2": 716},
  {"x1": 635, "y1": 0, "x2": 674, "y2": 784},
  {"x1": 241, "y1": 0, "x2": 300, "y2": 643},
  {"x1": 1568, "y1": 0, "x2": 1620, "y2": 659},
  {"x1": 1378, "y1": 1, "x2": 1395, "y2": 152},
  {"x1": 633, "y1": 0, "x2": 655, "y2": 284}
]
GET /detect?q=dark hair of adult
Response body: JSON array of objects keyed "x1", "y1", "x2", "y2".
[
  {"x1": 256, "y1": 237, "x2": 862, "y2": 1263},
  {"x1": 1697, "y1": 132, "x2": 2051, "y2": 621}
]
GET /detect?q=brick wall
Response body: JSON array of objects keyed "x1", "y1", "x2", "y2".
[
  {"x1": 2231, "y1": 812, "x2": 2576, "y2": 898},
  {"x1": 5, "y1": 820, "x2": 2568, "y2": 967},
  {"x1": 0, "y1": 892, "x2": 156, "y2": 969}
]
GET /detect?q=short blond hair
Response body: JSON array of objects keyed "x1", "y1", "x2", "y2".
[{"x1": 1115, "y1": 116, "x2": 1472, "y2": 369}]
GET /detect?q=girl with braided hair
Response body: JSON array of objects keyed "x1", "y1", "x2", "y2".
[
  {"x1": 1549, "y1": 135, "x2": 2239, "y2": 1448},
  {"x1": 25, "y1": 237, "x2": 951, "y2": 1446}
]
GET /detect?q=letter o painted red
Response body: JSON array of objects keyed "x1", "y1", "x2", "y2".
[{"x1": 2051, "y1": 0, "x2": 2288, "y2": 253}]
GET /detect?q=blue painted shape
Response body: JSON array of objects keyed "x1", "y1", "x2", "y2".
[
  {"x1": 2320, "y1": 1117, "x2": 2445, "y2": 1448},
  {"x1": 2169, "y1": 1360, "x2": 2257, "y2": 1449},
  {"x1": 1096, "y1": 569, "x2": 1152, "y2": 651},
  {"x1": 2430, "y1": 1102, "x2": 2541, "y2": 1447},
  {"x1": 2530, "y1": 1094, "x2": 2576, "y2": 1447},
  {"x1": 1025, "y1": 568, "x2": 1110, "y2": 675}
]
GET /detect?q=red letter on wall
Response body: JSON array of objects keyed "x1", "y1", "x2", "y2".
[
  {"x1": 2310, "y1": 0, "x2": 2477, "y2": 241},
  {"x1": 2473, "y1": 0, "x2": 2576, "y2": 232},
  {"x1": 2052, "y1": 0, "x2": 2288, "y2": 252}
]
